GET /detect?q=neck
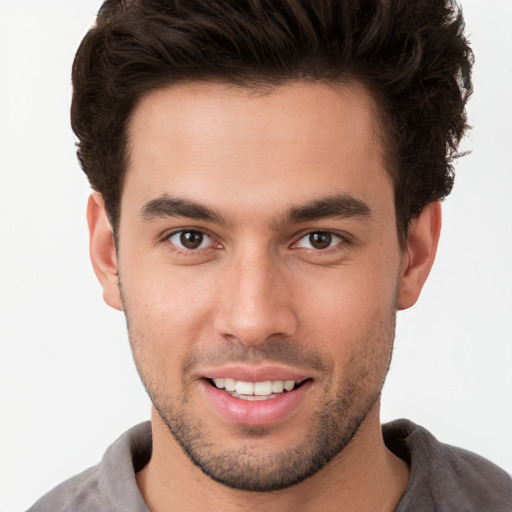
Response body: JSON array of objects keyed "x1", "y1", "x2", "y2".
[{"x1": 136, "y1": 404, "x2": 409, "y2": 512}]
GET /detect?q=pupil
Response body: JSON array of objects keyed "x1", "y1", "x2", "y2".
[
  {"x1": 180, "y1": 231, "x2": 203, "y2": 249},
  {"x1": 310, "y1": 232, "x2": 331, "y2": 249}
]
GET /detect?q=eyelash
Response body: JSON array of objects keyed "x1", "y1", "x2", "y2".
[
  {"x1": 291, "y1": 230, "x2": 349, "y2": 253},
  {"x1": 163, "y1": 229, "x2": 221, "y2": 255},
  {"x1": 163, "y1": 228, "x2": 349, "y2": 255}
]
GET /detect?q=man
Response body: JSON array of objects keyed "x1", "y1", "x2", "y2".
[{"x1": 27, "y1": 0, "x2": 512, "y2": 510}]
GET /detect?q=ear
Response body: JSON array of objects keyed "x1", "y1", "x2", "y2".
[
  {"x1": 397, "y1": 201, "x2": 442, "y2": 310},
  {"x1": 87, "y1": 193, "x2": 123, "y2": 311}
]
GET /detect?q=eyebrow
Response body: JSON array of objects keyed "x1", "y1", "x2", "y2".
[
  {"x1": 139, "y1": 193, "x2": 371, "y2": 226},
  {"x1": 284, "y1": 194, "x2": 372, "y2": 224},
  {"x1": 140, "y1": 196, "x2": 227, "y2": 224}
]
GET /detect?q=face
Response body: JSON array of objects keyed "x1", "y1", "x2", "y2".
[{"x1": 98, "y1": 82, "x2": 416, "y2": 491}]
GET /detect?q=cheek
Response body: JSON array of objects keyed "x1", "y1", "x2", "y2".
[
  {"x1": 122, "y1": 289, "x2": 203, "y2": 397},
  {"x1": 119, "y1": 264, "x2": 221, "y2": 381},
  {"x1": 294, "y1": 262, "x2": 399, "y2": 362},
  {"x1": 298, "y1": 263, "x2": 398, "y2": 323},
  {"x1": 121, "y1": 255, "x2": 218, "y2": 320}
]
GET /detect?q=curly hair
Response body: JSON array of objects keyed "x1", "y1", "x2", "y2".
[{"x1": 71, "y1": 0, "x2": 473, "y2": 246}]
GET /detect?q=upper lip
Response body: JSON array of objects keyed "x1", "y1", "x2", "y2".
[{"x1": 202, "y1": 364, "x2": 311, "y2": 383}]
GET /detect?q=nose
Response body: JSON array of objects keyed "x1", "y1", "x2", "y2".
[{"x1": 213, "y1": 248, "x2": 298, "y2": 346}]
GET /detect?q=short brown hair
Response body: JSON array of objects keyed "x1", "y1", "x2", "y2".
[{"x1": 71, "y1": 0, "x2": 473, "y2": 245}]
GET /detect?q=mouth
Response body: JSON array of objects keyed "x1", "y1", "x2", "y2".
[
  {"x1": 200, "y1": 371, "x2": 314, "y2": 426},
  {"x1": 206, "y1": 377, "x2": 311, "y2": 401}
]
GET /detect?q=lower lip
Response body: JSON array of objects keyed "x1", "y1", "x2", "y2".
[{"x1": 201, "y1": 380, "x2": 312, "y2": 426}]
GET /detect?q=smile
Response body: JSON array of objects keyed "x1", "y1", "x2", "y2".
[
  {"x1": 201, "y1": 373, "x2": 312, "y2": 425},
  {"x1": 210, "y1": 378, "x2": 305, "y2": 401}
]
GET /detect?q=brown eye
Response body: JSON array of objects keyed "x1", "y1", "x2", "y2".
[
  {"x1": 309, "y1": 232, "x2": 332, "y2": 249},
  {"x1": 295, "y1": 231, "x2": 343, "y2": 250},
  {"x1": 180, "y1": 231, "x2": 203, "y2": 249},
  {"x1": 168, "y1": 230, "x2": 211, "y2": 250}
]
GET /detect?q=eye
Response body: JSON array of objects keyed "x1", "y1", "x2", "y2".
[
  {"x1": 167, "y1": 230, "x2": 214, "y2": 250},
  {"x1": 295, "y1": 232, "x2": 344, "y2": 250}
]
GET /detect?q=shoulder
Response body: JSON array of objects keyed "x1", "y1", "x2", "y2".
[
  {"x1": 383, "y1": 419, "x2": 512, "y2": 512},
  {"x1": 27, "y1": 465, "x2": 101, "y2": 512},
  {"x1": 26, "y1": 422, "x2": 152, "y2": 512}
]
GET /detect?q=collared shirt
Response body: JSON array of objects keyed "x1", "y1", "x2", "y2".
[{"x1": 27, "y1": 419, "x2": 512, "y2": 511}]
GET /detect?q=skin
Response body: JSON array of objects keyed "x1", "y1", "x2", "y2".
[{"x1": 88, "y1": 81, "x2": 441, "y2": 512}]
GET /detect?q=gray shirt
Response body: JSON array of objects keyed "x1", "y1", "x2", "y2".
[{"x1": 27, "y1": 419, "x2": 512, "y2": 511}]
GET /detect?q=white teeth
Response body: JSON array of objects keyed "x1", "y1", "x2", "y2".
[
  {"x1": 254, "y1": 381, "x2": 272, "y2": 396},
  {"x1": 211, "y1": 378, "x2": 298, "y2": 396},
  {"x1": 224, "y1": 378, "x2": 236, "y2": 392},
  {"x1": 235, "y1": 381, "x2": 254, "y2": 395},
  {"x1": 284, "y1": 380, "x2": 295, "y2": 391},
  {"x1": 237, "y1": 394, "x2": 273, "y2": 401},
  {"x1": 271, "y1": 380, "x2": 284, "y2": 393},
  {"x1": 213, "y1": 378, "x2": 225, "y2": 389}
]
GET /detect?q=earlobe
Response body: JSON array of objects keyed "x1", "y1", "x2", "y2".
[
  {"x1": 397, "y1": 201, "x2": 442, "y2": 310},
  {"x1": 87, "y1": 193, "x2": 123, "y2": 311}
]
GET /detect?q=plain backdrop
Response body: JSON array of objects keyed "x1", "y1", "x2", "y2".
[{"x1": 1, "y1": 1, "x2": 511, "y2": 511}]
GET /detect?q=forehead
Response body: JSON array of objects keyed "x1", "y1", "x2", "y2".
[{"x1": 124, "y1": 81, "x2": 393, "y2": 219}]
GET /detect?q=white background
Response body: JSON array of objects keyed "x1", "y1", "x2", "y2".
[{"x1": 0, "y1": 1, "x2": 511, "y2": 511}]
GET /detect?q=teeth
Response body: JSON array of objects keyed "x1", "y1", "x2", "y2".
[
  {"x1": 271, "y1": 380, "x2": 284, "y2": 393},
  {"x1": 235, "y1": 381, "x2": 254, "y2": 395},
  {"x1": 212, "y1": 378, "x2": 297, "y2": 396},
  {"x1": 254, "y1": 381, "x2": 272, "y2": 395},
  {"x1": 224, "y1": 378, "x2": 236, "y2": 392},
  {"x1": 237, "y1": 394, "x2": 274, "y2": 401},
  {"x1": 213, "y1": 378, "x2": 225, "y2": 389},
  {"x1": 284, "y1": 380, "x2": 295, "y2": 391}
]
